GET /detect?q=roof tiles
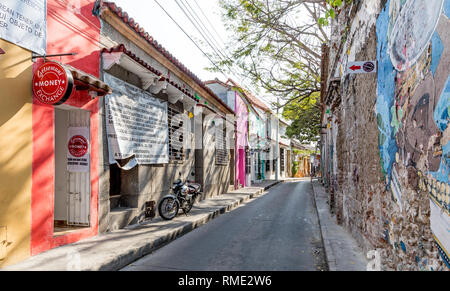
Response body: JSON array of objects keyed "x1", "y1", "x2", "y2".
[{"x1": 101, "y1": 1, "x2": 233, "y2": 113}]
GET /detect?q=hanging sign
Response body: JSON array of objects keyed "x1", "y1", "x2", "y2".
[
  {"x1": 67, "y1": 127, "x2": 90, "y2": 173},
  {"x1": 32, "y1": 62, "x2": 74, "y2": 105},
  {"x1": 347, "y1": 61, "x2": 377, "y2": 74}
]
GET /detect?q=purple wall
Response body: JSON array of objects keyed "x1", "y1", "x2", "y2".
[{"x1": 235, "y1": 92, "x2": 248, "y2": 188}]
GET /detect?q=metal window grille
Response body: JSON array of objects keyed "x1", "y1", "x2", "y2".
[
  {"x1": 215, "y1": 124, "x2": 228, "y2": 165},
  {"x1": 280, "y1": 149, "x2": 285, "y2": 172},
  {"x1": 168, "y1": 106, "x2": 184, "y2": 162},
  {"x1": 245, "y1": 148, "x2": 251, "y2": 174}
]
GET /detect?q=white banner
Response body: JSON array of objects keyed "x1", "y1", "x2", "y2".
[
  {"x1": 67, "y1": 127, "x2": 90, "y2": 173},
  {"x1": 104, "y1": 73, "x2": 169, "y2": 166},
  {"x1": 0, "y1": 0, "x2": 46, "y2": 54}
]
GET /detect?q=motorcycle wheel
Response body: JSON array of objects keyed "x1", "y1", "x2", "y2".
[
  {"x1": 184, "y1": 200, "x2": 194, "y2": 214},
  {"x1": 158, "y1": 197, "x2": 179, "y2": 220},
  {"x1": 184, "y1": 193, "x2": 199, "y2": 214}
]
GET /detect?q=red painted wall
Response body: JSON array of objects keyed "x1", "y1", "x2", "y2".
[{"x1": 31, "y1": 0, "x2": 101, "y2": 256}]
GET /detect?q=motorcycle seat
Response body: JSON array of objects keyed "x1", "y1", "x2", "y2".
[{"x1": 188, "y1": 183, "x2": 201, "y2": 192}]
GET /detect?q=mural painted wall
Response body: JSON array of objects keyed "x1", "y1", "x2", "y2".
[{"x1": 376, "y1": 0, "x2": 450, "y2": 269}]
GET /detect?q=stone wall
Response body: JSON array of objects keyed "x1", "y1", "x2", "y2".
[{"x1": 322, "y1": 0, "x2": 450, "y2": 270}]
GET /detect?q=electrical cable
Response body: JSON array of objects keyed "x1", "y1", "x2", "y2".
[{"x1": 153, "y1": 0, "x2": 229, "y2": 80}]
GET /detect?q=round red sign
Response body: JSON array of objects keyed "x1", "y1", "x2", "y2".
[
  {"x1": 32, "y1": 62, "x2": 74, "y2": 105},
  {"x1": 68, "y1": 135, "x2": 88, "y2": 158}
]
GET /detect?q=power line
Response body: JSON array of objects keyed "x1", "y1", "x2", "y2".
[
  {"x1": 174, "y1": 0, "x2": 254, "y2": 93},
  {"x1": 153, "y1": 0, "x2": 229, "y2": 80},
  {"x1": 193, "y1": 0, "x2": 227, "y2": 46},
  {"x1": 176, "y1": 0, "x2": 229, "y2": 69},
  {"x1": 154, "y1": 0, "x2": 270, "y2": 110},
  {"x1": 183, "y1": 0, "x2": 228, "y2": 57}
]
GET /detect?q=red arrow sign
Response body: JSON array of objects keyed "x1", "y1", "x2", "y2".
[{"x1": 349, "y1": 65, "x2": 361, "y2": 71}]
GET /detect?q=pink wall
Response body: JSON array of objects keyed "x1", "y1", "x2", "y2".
[
  {"x1": 235, "y1": 92, "x2": 248, "y2": 188},
  {"x1": 31, "y1": 0, "x2": 100, "y2": 255}
]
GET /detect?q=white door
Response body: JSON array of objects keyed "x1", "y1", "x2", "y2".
[{"x1": 67, "y1": 110, "x2": 91, "y2": 226}]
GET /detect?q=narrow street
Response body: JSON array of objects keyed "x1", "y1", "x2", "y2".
[{"x1": 121, "y1": 181, "x2": 328, "y2": 271}]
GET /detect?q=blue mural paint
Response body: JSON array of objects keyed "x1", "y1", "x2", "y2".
[
  {"x1": 431, "y1": 76, "x2": 450, "y2": 183},
  {"x1": 434, "y1": 76, "x2": 450, "y2": 132},
  {"x1": 376, "y1": 0, "x2": 398, "y2": 184},
  {"x1": 400, "y1": 241, "x2": 407, "y2": 253},
  {"x1": 445, "y1": 0, "x2": 450, "y2": 18},
  {"x1": 431, "y1": 32, "x2": 444, "y2": 77}
]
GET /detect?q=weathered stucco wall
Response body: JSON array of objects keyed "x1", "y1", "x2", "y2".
[
  {"x1": 323, "y1": 0, "x2": 450, "y2": 270},
  {"x1": 0, "y1": 39, "x2": 33, "y2": 268}
]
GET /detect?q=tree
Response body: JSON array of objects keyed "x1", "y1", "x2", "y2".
[
  {"x1": 210, "y1": 0, "x2": 329, "y2": 143},
  {"x1": 283, "y1": 92, "x2": 321, "y2": 143}
]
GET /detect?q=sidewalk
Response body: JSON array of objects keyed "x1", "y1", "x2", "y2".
[
  {"x1": 2, "y1": 181, "x2": 282, "y2": 271},
  {"x1": 310, "y1": 179, "x2": 368, "y2": 271}
]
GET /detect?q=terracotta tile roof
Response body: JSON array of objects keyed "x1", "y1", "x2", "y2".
[
  {"x1": 102, "y1": 44, "x2": 163, "y2": 77},
  {"x1": 102, "y1": 44, "x2": 197, "y2": 100},
  {"x1": 54, "y1": 61, "x2": 112, "y2": 96},
  {"x1": 100, "y1": 1, "x2": 234, "y2": 114}
]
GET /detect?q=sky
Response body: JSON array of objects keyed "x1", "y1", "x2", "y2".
[
  {"x1": 110, "y1": 0, "x2": 275, "y2": 108},
  {"x1": 111, "y1": 0, "x2": 234, "y2": 83}
]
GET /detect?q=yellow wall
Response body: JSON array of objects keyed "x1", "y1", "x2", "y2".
[{"x1": 0, "y1": 39, "x2": 33, "y2": 267}]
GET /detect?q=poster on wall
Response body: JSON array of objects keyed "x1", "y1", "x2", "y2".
[
  {"x1": 67, "y1": 127, "x2": 90, "y2": 173},
  {"x1": 0, "y1": 0, "x2": 47, "y2": 55},
  {"x1": 104, "y1": 73, "x2": 169, "y2": 167}
]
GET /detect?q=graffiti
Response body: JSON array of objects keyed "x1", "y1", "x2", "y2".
[
  {"x1": 376, "y1": 0, "x2": 450, "y2": 268},
  {"x1": 388, "y1": 0, "x2": 444, "y2": 71}
]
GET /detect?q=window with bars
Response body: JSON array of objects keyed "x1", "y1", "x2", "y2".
[
  {"x1": 168, "y1": 106, "x2": 184, "y2": 162},
  {"x1": 215, "y1": 122, "x2": 228, "y2": 165},
  {"x1": 245, "y1": 148, "x2": 251, "y2": 174},
  {"x1": 280, "y1": 149, "x2": 285, "y2": 172}
]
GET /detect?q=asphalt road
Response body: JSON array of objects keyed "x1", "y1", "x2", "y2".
[{"x1": 121, "y1": 180, "x2": 328, "y2": 271}]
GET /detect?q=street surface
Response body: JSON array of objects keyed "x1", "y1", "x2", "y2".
[{"x1": 121, "y1": 181, "x2": 328, "y2": 271}]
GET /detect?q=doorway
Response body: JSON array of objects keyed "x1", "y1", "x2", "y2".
[{"x1": 54, "y1": 108, "x2": 91, "y2": 236}]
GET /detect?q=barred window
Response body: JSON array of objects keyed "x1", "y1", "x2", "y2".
[
  {"x1": 245, "y1": 148, "x2": 251, "y2": 174},
  {"x1": 280, "y1": 149, "x2": 285, "y2": 172},
  {"x1": 215, "y1": 122, "x2": 228, "y2": 165},
  {"x1": 168, "y1": 106, "x2": 184, "y2": 162}
]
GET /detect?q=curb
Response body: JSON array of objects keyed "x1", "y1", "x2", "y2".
[
  {"x1": 310, "y1": 180, "x2": 337, "y2": 271},
  {"x1": 105, "y1": 182, "x2": 282, "y2": 271},
  {"x1": 3, "y1": 180, "x2": 284, "y2": 271}
]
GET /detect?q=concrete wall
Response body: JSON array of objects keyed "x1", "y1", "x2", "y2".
[
  {"x1": 322, "y1": 0, "x2": 450, "y2": 270},
  {"x1": 201, "y1": 111, "x2": 232, "y2": 198},
  {"x1": 0, "y1": 39, "x2": 33, "y2": 268},
  {"x1": 99, "y1": 18, "x2": 233, "y2": 231}
]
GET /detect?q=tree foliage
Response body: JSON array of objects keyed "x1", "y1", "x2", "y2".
[
  {"x1": 212, "y1": 0, "x2": 329, "y2": 143},
  {"x1": 283, "y1": 92, "x2": 321, "y2": 143}
]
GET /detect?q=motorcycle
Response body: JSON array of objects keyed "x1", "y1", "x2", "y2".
[{"x1": 158, "y1": 177, "x2": 202, "y2": 220}]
